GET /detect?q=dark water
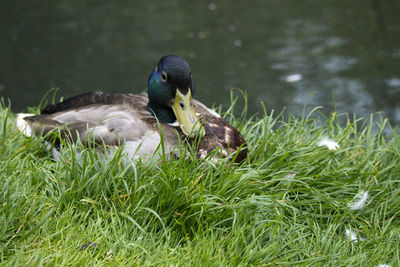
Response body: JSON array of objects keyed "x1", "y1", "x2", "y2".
[{"x1": 1, "y1": 1, "x2": 400, "y2": 125}]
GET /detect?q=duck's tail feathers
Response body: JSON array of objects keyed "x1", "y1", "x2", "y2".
[
  {"x1": 16, "y1": 113, "x2": 62, "y2": 159},
  {"x1": 16, "y1": 113, "x2": 34, "y2": 137}
]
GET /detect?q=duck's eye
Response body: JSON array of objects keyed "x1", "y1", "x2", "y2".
[
  {"x1": 161, "y1": 71, "x2": 168, "y2": 82},
  {"x1": 179, "y1": 101, "x2": 185, "y2": 110}
]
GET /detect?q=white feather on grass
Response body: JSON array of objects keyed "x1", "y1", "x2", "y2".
[
  {"x1": 345, "y1": 228, "x2": 364, "y2": 243},
  {"x1": 345, "y1": 228, "x2": 358, "y2": 243},
  {"x1": 317, "y1": 137, "x2": 340, "y2": 150},
  {"x1": 377, "y1": 264, "x2": 391, "y2": 267},
  {"x1": 347, "y1": 190, "x2": 369, "y2": 211}
]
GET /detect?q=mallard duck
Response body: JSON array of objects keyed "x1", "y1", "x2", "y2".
[{"x1": 17, "y1": 55, "x2": 247, "y2": 163}]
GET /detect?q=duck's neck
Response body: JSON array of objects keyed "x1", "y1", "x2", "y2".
[{"x1": 147, "y1": 103, "x2": 176, "y2": 123}]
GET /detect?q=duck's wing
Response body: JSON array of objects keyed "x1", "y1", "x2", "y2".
[
  {"x1": 41, "y1": 91, "x2": 141, "y2": 114},
  {"x1": 23, "y1": 92, "x2": 171, "y2": 146},
  {"x1": 197, "y1": 116, "x2": 247, "y2": 163},
  {"x1": 192, "y1": 99, "x2": 247, "y2": 163}
]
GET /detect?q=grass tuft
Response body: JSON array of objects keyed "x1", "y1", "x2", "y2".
[{"x1": 1, "y1": 94, "x2": 399, "y2": 266}]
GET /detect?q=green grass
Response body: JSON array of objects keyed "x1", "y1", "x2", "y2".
[{"x1": 1, "y1": 95, "x2": 399, "y2": 266}]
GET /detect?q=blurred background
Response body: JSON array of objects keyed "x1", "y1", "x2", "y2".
[{"x1": 1, "y1": 1, "x2": 400, "y2": 125}]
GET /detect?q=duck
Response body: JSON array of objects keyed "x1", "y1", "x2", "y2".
[{"x1": 17, "y1": 55, "x2": 247, "y2": 163}]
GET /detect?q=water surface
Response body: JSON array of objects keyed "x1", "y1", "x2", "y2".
[{"x1": 1, "y1": 1, "x2": 399, "y2": 125}]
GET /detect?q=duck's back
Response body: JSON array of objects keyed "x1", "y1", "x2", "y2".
[{"x1": 25, "y1": 92, "x2": 158, "y2": 144}]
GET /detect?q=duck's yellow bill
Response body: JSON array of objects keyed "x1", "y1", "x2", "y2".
[{"x1": 172, "y1": 89, "x2": 204, "y2": 138}]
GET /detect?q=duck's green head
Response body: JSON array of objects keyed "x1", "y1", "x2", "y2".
[{"x1": 147, "y1": 55, "x2": 204, "y2": 138}]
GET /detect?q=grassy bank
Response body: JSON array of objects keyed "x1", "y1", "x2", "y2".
[{"x1": 1, "y1": 97, "x2": 399, "y2": 266}]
